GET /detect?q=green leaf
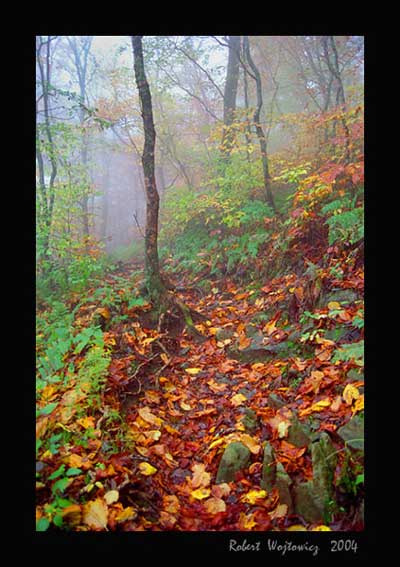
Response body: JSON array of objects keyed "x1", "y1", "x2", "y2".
[
  {"x1": 36, "y1": 517, "x2": 50, "y2": 531},
  {"x1": 53, "y1": 514, "x2": 64, "y2": 528},
  {"x1": 40, "y1": 402, "x2": 58, "y2": 416},
  {"x1": 52, "y1": 477, "x2": 71, "y2": 494},
  {"x1": 48, "y1": 464, "x2": 66, "y2": 480},
  {"x1": 66, "y1": 467, "x2": 82, "y2": 477},
  {"x1": 355, "y1": 473, "x2": 364, "y2": 486}
]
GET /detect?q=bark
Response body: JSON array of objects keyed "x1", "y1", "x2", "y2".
[
  {"x1": 36, "y1": 36, "x2": 58, "y2": 260},
  {"x1": 221, "y1": 36, "x2": 241, "y2": 157},
  {"x1": 131, "y1": 36, "x2": 165, "y2": 307},
  {"x1": 243, "y1": 37, "x2": 278, "y2": 214}
]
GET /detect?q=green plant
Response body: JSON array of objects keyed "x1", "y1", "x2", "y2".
[{"x1": 332, "y1": 340, "x2": 364, "y2": 366}]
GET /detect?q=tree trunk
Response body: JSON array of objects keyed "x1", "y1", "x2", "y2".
[
  {"x1": 221, "y1": 36, "x2": 241, "y2": 158},
  {"x1": 243, "y1": 36, "x2": 278, "y2": 214},
  {"x1": 131, "y1": 36, "x2": 165, "y2": 308}
]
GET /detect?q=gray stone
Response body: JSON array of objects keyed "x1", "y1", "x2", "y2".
[
  {"x1": 337, "y1": 416, "x2": 364, "y2": 451},
  {"x1": 293, "y1": 481, "x2": 326, "y2": 523},
  {"x1": 318, "y1": 289, "x2": 359, "y2": 308},
  {"x1": 312, "y1": 432, "x2": 337, "y2": 490},
  {"x1": 287, "y1": 417, "x2": 312, "y2": 448},
  {"x1": 216, "y1": 442, "x2": 251, "y2": 484},
  {"x1": 215, "y1": 326, "x2": 235, "y2": 341},
  {"x1": 293, "y1": 433, "x2": 337, "y2": 523},
  {"x1": 261, "y1": 442, "x2": 276, "y2": 491},
  {"x1": 275, "y1": 462, "x2": 294, "y2": 513},
  {"x1": 241, "y1": 408, "x2": 259, "y2": 432}
]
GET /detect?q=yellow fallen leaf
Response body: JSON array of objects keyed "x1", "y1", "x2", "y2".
[
  {"x1": 352, "y1": 394, "x2": 364, "y2": 414},
  {"x1": 115, "y1": 506, "x2": 137, "y2": 523},
  {"x1": 190, "y1": 488, "x2": 211, "y2": 500},
  {"x1": 231, "y1": 393, "x2": 247, "y2": 407},
  {"x1": 83, "y1": 498, "x2": 108, "y2": 530},
  {"x1": 330, "y1": 395, "x2": 342, "y2": 412},
  {"x1": 238, "y1": 512, "x2": 257, "y2": 530},
  {"x1": 277, "y1": 420, "x2": 290, "y2": 438},
  {"x1": 138, "y1": 407, "x2": 163, "y2": 427},
  {"x1": 185, "y1": 368, "x2": 202, "y2": 375},
  {"x1": 77, "y1": 416, "x2": 96, "y2": 430},
  {"x1": 328, "y1": 301, "x2": 341, "y2": 310},
  {"x1": 180, "y1": 401, "x2": 192, "y2": 411},
  {"x1": 191, "y1": 463, "x2": 211, "y2": 489},
  {"x1": 241, "y1": 489, "x2": 267, "y2": 504},
  {"x1": 68, "y1": 453, "x2": 84, "y2": 469},
  {"x1": 343, "y1": 384, "x2": 360, "y2": 406},
  {"x1": 104, "y1": 490, "x2": 119, "y2": 505},
  {"x1": 203, "y1": 497, "x2": 226, "y2": 514},
  {"x1": 263, "y1": 319, "x2": 277, "y2": 335},
  {"x1": 312, "y1": 525, "x2": 332, "y2": 531},
  {"x1": 208, "y1": 438, "x2": 226, "y2": 450},
  {"x1": 138, "y1": 462, "x2": 157, "y2": 476},
  {"x1": 240, "y1": 433, "x2": 261, "y2": 454},
  {"x1": 299, "y1": 398, "x2": 331, "y2": 417},
  {"x1": 287, "y1": 524, "x2": 307, "y2": 531}
]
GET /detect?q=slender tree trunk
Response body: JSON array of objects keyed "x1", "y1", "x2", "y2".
[
  {"x1": 131, "y1": 36, "x2": 165, "y2": 307},
  {"x1": 243, "y1": 37, "x2": 278, "y2": 214},
  {"x1": 221, "y1": 36, "x2": 241, "y2": 158}
]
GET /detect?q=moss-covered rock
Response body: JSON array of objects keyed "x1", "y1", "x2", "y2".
[
  {"x1": 260, "y1": 442, "x2": 276, "y2": 491},
  {"x1": 216, "y1": 442, "x2": 251, "y2": 484},
  {"x1": 286, "y1": 416, "x2": 312, "y2": 448}
]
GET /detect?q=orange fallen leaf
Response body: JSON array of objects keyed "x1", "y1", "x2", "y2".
[
  {"x1": 211, "y1": 483, "x2": 231, "y2": 499},
  {"x1": 240, "y1": 433, "x2": 261, "y2": 454},
  {"x1": 163, "y1": 495, "x2": 180, "y2": 514},
  {"x1": 138, "y1": 407, "x2": 163, "y2": 427},
  {"x1": 299, "y1": 398, "x2": 331, "y2": 417},
  {"x1": 330, "y1": 395, "x2": 342, "y2": 412}
]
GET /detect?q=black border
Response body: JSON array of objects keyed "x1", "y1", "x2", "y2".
[{"x1": 28, "y1": 32, "x2": 375, "y2": 557}]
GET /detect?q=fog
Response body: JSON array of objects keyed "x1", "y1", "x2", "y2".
[{"x1": 36, "y1": 35, "x2": 364, "y2": 257}]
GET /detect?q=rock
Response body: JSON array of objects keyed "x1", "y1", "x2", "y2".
[
  {"x1": 267, "y1": 393, "x2": 286, "y2": 409},
  {"x1": 261, "y1": 442, "x2": 276, "y2": 491},
  {"x1": 238, "y1": 387, "x2": 256, "y2": 400},
  {"x1": 293, "y1": 481, "x2": 326, "y2": 523},
  {"x1": 275, "y1": 462, "x2": 294, "y2": 513},
  {"x1": 227, "y1": 330, "x2": 293, "y2": 363},
  {"x1": 312, "y1": 432, "x2": 337, "y2": 491},
  {"x1": 318, "y1": 289, "x2": 359, "y2": 308},
  {"x1": 337, "y1": 416, "x2": 364, "y2": 451},
  {"x1": 287, "y1": 417, "x2": 312, "y2": 448},
  {"x1": 215, "y1": 326, "x2": 235, "y2": 341},
  {"x1": 216, "y1": 442, "x2": 251, "y2": 484},
  {"x1": 241, "y1": 408, "x2": 259, "y2": 432},
  {"x1": 293, "y1": 433, "x2": 337, "y2": 523}
]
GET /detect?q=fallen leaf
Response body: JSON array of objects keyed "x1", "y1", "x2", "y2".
[
  {"x1": 343, "y1": 384, "x2": 360, "y2": 406},
  {"x1": 163, "y1": 495, "x2": 180, "y2": 514},
  {"x1": 330, "y1": 395, "x2": 342, "y2": 412},
  {"x1": 240, "y1": 433, "x2": 261, "y2": 454},
  {"x1": 327, "y1": 301, "x2": 341, "y2": 310},
  {"x1": 185, "y1": 368, "x2": 202, "y2": 376},
  {"x1": 180, "y1": 401, "x2": 192, "y2": 411},
  {"x1": 352, "y1": 394, "x2": 364, "y2": 414},
  {"x1": 238, "y1": 512, "x2": 257, "y2": 530},
  {"x1": 269, "y1": 503, "x2": 288, "y2": 520},
  {"x1": 191, "y1": 463, "x2": 211, "y2": 489},
  {"x1": 77, "y1": 416, "x2": 96, "y2": 430},
  {"x1": 312, "y1": 525, "x2": 332, "y2": 531},
  {"x1": 159, "y1": 510, "x2": 177, "y2": 528},
  {"x1": 287, "y1": 524, "x2": 307, "y2": 531},
  {"x1": 191, "y1": 487, "x2": 211, "y2": 500},
  {"x1": 138, "y1": 407, "x2": 163, "y2": 427},
  {"x1": 104, "y1": 490, "x2": 119, "y2": 505},
  {"x1": 231, "y1": 393, "x2": 247, "y2": 407},
  {"x1": 61, "y1": 504, "x2": 82, "y2": 526},
  {"x1": 241, "y1": 489, "x2": 267, "y2": 504},
  {"x1": 203, "y1": 497, "x2": 226, "y2": 514},
  {"x1": 83, "y1": 498, "x2": 108, "y2": 530},
  {"x1": 138, "y1": 462, "x2": 157, "y2": 476},
  {"x1": 211, "y1": 483, "x2": 231, "y2": 499},
  {"x1": 299, "y1": 398, "x2": 331, "y2": 417},
  {"x1": 115, "y1": 506, "x2": 137, "y2": 523}
]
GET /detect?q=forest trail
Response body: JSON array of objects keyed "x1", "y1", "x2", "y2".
[{"x1": 39, "y1": 260, "x2": 360, "y2": 532}]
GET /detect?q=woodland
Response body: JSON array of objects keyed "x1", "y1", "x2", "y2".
[{"x1": 35, "y1": 35, "x2": 365, "y2": 533}]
